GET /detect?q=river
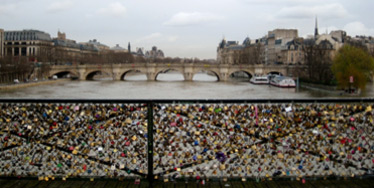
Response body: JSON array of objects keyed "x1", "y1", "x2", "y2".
[{"x1": 0, "y1": 73, "x2": 373, "y2": 99}]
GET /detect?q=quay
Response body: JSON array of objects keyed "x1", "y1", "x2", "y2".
[{"x1": 0, "y1": 79, "x2": 68, "y2": 90}]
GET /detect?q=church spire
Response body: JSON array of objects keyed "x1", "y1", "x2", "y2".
[
  {"x1": 128, "y1": 42, "x2": 131, "y2": 53},
  {"x1": 314, "y1": 17, "x2": 319, "y2": 39}
]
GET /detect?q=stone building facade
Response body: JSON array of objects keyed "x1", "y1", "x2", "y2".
[
  {"x1": 217, "y1": 37, "x2": 265, "y2": 65},
  {"x1": 281, "y1": 38, "x2": 304, "y2": 65},
  {"x1": 3, "y1": 30, "x2": 99, "y2": 63},
  {"x1": 0, "y1": 29, "x2": 4, "y2": 57},
  {"x1": 4, "y1": 30, "x2": 53, "y2": 58},
  {"x1": 216, "y1": 25, "x2": 358, "y2": 66},
  {"x1": 145, "y1": 46, "x2": 164, "y2": 59},
  {"x1": 216, "y1": 39, "x2": 243, "y2": 64},
  {"x1": 266, "y1": 29, "x2": 298, "y2": 65},
  {"x1": 52, "y1": 31, "x2": 98, "y2": 64}
]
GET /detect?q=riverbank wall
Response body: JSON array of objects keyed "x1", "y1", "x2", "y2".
[
  {"x1": 300, "y1": 81, "x2": 344, "y2": 95},
  {"x1": 0, "y1": 79, "x2": 69, "y2": 91}
]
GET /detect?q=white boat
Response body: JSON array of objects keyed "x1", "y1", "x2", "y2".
[
  {"x1": 250, "y1": 76, "x2": 269, "y2": 85},
  {"x1": 270, "y1": 76, "x2": 296, "y2": 88}
]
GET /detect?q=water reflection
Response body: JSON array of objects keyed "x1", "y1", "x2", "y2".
[
  {"x1": 193, "y1": 72, "x2": 218, "y2": 82},
  {"x1": 157, "y1": 71, "x2": 184, "y2": 81},
  {"x1": 123, "y1": 73, "x2": 147, "y2": 81},
  {"x1": 0, "y1": 73, "x2": 373, "y2": 99}
]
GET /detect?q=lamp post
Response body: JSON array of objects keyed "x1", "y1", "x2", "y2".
[{"x1": 349, "y1": 76, "x2": 354, "y2": 93}]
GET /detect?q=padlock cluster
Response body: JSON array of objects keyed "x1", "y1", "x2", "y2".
[
  {"x1": 153, "y1": 103, "x2": 374, "y2": 180},
  {"x1": 1, "y1": 102, "x2": 374, "y2": 181},
  {"x1": 0, "y1": 103, "x2": 148, "y2": 179}
]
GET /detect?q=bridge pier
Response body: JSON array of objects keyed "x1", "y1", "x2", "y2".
[
  {"x1": 78, "y1": 69, "x2": 86, "y2": 80},
  {"x1": 183, "y1": 73, "x2": 193, "y2": 81},
  {"x1": 219, "y1": 73, "x2": 229, "y2": 81},
  {"x1": 112, "y1": 69, "x2": 121, "y2": 81},
  {"x1": 146, "y1": 73, "x2": 156, "y2": 81},
  {"x1": 220, "y1": 66, "x2": 229, "y2": 81}
]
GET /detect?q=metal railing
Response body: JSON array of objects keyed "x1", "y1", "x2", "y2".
[{"x1": 1, "y1": 99, "x2": 374, "y2": 185}]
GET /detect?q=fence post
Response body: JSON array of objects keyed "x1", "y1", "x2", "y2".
[{"x1": 147, "y1": 102, "x2": 154, "y2": 184}]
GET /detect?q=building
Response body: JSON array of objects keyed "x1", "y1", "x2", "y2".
[
  {"x1": 133, "y1": 47, "x2": 145, "y2": 57},
  {"x1": 217, "y1": 36, "x2": 266, "y2": 65},
  {"x1": 0, "y1": 29, "x2": 4, "y2": 57},
  {"x1": 281, "y1": 38, "x2": 304, "y2": 65},
  {"x1": 266, "y1": 29, "x2": 298, "y2": 64},
  {"x1": 52, "y1": 31, "x2": 98, "y2": 63},
  {"x1": 4, "y1": 29, "x2": 53, "y2": 57},
  {"x1": 217, "y1": 39, "x2": 245, "y2": 64},
  {"x1": 367, "y1": 39, "x2": 374, "y2": 56},
  {"x1": 3, "y1": 29, "x2": 100, "y2": 64},
  {"x1": 110, "y1": 44, "x2": 128, "y2": 53},
  {"x1": 330, "y1": 30, "x2": 346, "y2": 43},
  {"x1": 145, "y1": 46, "x2": 164, "y2": 59},
  {"x1": 81, "y1": 39, "x2": 110, "y2": 52}
]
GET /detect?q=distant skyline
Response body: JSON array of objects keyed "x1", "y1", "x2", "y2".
[{"x1": 1, "y1": 0, "x2": 374, "y2": 59}]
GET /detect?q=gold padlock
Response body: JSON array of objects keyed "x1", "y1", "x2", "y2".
[
  {"x1": 220, "y1": 164, "x2": 226, "y2": 170},
  {"x1": 132, "y1": 135, "x2": 137, "y2": 141}
]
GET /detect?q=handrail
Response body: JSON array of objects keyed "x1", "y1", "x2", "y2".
[{"x1": 1, "y1": 98, "x2": 374, "y2": 103}]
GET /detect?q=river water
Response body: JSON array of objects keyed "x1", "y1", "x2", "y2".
[{"x1": 0, "y1": 73, "x2": 373, "y2": 99}]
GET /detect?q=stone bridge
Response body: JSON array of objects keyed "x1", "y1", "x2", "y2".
[{"x1": 49, "y1": 63, "x2": 299, "y2": 81}]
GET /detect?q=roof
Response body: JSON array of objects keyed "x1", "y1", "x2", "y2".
[
  {"x1": 227, "y1": 41, "x2": 238, "y2": 46},
  {"x1": 227, "y1": 45, "x2": 244, "y2": 50},
  {"x1": 111, "y1": 44, "x2": 126, "y2": 51}
]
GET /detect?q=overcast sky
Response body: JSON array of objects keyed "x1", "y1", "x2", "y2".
[{"x1": 1, "y1": 0, "x2": 373, "y2": 59}]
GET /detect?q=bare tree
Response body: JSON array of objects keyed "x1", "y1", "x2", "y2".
[
  {"x1": 239, "y1": 43, "x2": 264, "y2": 65},
  {"x1": 135, "y1": 56, "x2": 146, "y2": 63},
  {"x1": 0, "y1": 56, "x2": 34, "y2": 83},
  {"x1": 302, "y1": 41, "x2": 334, "y2": 84}
]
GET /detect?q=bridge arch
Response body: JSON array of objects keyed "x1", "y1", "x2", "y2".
[
  {"x1": 84, "y1": 70, "x2": 112, "y2": 81},
  {"x1": 192, "y1": 70, "x2": 221, "y2": 81},
  {"x1": 155, "y1": 68, "x2": 184, "y2": 81},
  {"x1": 120, "y1": 69, "x2": 146, "y2": 81},
  {"x1": 228, "y1": 70, "x2": 254, "y2": 79},
  {"x1": 49, "y1": 71, "x2": 79, "y2": 79},
  {"x1": 267, "y1": 71, "x2": 283, "y2": 76}
]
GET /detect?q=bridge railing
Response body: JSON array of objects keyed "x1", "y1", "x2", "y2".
[{"x1": 1, "y1": 99, "x2": 374, "y2": 183}]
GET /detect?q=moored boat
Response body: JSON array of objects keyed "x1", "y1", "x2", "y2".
[
  {"x1": 250, "y1": 75, "x2": 269, "y2": 85},
  {"x1": 270, "y1": 76, "x2": 296, "y2": 88}
]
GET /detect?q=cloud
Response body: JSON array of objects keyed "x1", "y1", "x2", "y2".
[
  {"x1": 98, "y1": 2, "x2": 127, "y2": 17},
  {"x1": 164, "y1": 12, "x2": 224, "y2": 27},
  {"x1": 167, "y1": 36, "x2": 179, "y2": 42},
  {"x1": 245, "y1": 0, "x2": 321, "y2": 4},
  {"x1": 137, "y1": 33, "x2": 163, "y2": 43},
  {"x1": 344, "y1": 22, "x2": 374, "y2": 36},
  {"x1": 47, "y1": 0, "x2": 73, "y2": 13},
  {"x1": 319, "y1": 26, "x2": 339, "y2": 34},
  {"x1": 0, "y1": 4, "x2": 16, "y2": 15},
  {"x1": 276, "y1": 3, "x2": 348, "y2": 20},
  {"x1": 136, "y1": 33, "x2": 179, "y2": 43}
]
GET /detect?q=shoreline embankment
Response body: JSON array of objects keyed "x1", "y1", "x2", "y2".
[
  {"x1": 299, "y1": 82, "x2": 352, "y2": 96},
  {"x1": 0, "y1": 79, "x2": 69, "y2": 91}
]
